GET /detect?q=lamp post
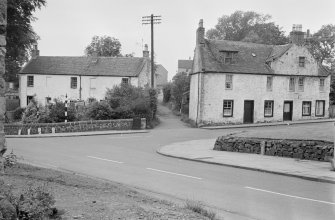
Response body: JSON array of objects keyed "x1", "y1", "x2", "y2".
[{"x1": 65, "y1": 94, "x2": 68, "y2": 123}]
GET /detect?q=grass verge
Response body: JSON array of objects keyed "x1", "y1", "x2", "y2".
[{"x1": 185, "y1": 200, "x2": 218, "y2": 220}]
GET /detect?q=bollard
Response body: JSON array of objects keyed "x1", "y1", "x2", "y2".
[
  {"x1": 52, "y1": 127, "x2": 55, "y2": 133},
  {"x1": 27, "y1": 128, "x2": 30, "y2": 135},
  {"x1": 38, "y1": 127, "x2": 41, "y2": 135},
  {"x1": 260, "y1": 141, "x2": 265, "y2": 155},
  {"x1": 18, "y1": 129, "x2": 21, "y2": 135}
]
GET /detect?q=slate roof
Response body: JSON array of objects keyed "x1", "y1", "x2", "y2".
[
  {"x1": 178, "y1": 60, "x2": 193, "y2": 69},
  {"x1": 200, "y1": 39, "x2": 330, "y2": 76},
  {"x1": 20, "y1": 56, "x2": 147, "y2": 77}
]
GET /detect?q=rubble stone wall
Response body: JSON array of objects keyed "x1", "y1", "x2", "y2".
[
  {"x1": 214, "y1": 136, "x2": 334, "y2": 161},
  {"x1": 4, "y1": 118, "x2": 146, "y2": 135}
]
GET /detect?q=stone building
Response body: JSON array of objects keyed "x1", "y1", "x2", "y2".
[
  {"x1": 189, "y1": 20, "x2": 331, "y2": 126},
  {"x1": 178, "y1": 59, "x2": 193, "y2": 74},
  {"x1": 19, "y1": 45, "x2": 153, "y2": 107}
]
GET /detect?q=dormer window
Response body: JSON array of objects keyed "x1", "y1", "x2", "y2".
[
  {"x1": 299, "y1": 57, "x2": 305, "y2": 67},
  {"x1": 220, "y1": 51, "x2": 238, "y2": 64}
]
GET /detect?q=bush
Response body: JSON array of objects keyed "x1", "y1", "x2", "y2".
[
  {"x1": 47, "y1": 99, "x2": 76, "y2": 123},
  {"x1": 162, "y1": 83, "x2": 172, "y2": 103},
  {"x1": 21, "y1": 98, "x2": 40, "y2": 124},
  {"x1": 86, "y1": 101, "x2": 116, "y2": 120},
  {"x1": 13, "y1": 107, "x2": 25, "y2": 121},
  {"x1": 185, "y1": 200, "x2": 217, "y2": 220}
]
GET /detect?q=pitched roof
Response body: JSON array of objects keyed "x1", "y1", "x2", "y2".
[
  {"x1": 199, "y1": 39, "x2": 330, "y2": 76},
  {"x1": 178, "y1": 60, "x2": 193, "y2": 69},
  {"x1": 20, "y1": 56, "x2": 147, "y2": 77},
  {"x1": 204, "y1": 40, "x2": 274, "y2": 74}
]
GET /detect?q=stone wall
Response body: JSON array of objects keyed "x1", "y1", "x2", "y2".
[
  {"x1": 0, "y1": 0, "x2": 7, "y2": 173},
  {"x1": 214, "y1": 136, "x2": 334, "y2": 161},
  {"x1": 4, "y1": 118, "x2": 146, "y2": 135}
]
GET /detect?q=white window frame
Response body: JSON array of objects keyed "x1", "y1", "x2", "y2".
[
  {"x1": 315, "y1": 100, "x2": 325, "y2": 117},
  {"x1": 302, "y1": 101, "x2": 311, "y2": 116},
  {"x1": 264, "y1": 100, "x2": 274, "y2": 117},
  {"x1": 225, "y1": 74, "x2": 233, "y2": 90},
  {"x1": 298, "y1": 77, "x2": 304, "y2": 92},
  {"x1": 122, "y1": 78, "x2": 129, "y2": 84},
  {"x1": 299, "y1": 57, "x2": 305, "y2": 67},
  {"x1": 289, "y1": 77, "x2": 295, "y2": 92},
  {"x1": 319, "y1": 78, "x2": 325, "y2": 92},
  {"x1": 223, "y1": 100, "x2": 234, "y2": 117},
  {"x1": 71, "y1": 77, "x2": 77, "y2": 89},
  {"x1": 27, "y1": 75, "x2": 34, "y2": 87}
]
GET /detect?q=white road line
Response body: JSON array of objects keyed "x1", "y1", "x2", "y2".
[
  {"x1": 146, "y1": 168, "x2": 202, "y2": 180},
  {"x1": 87, "y1": 156, "x2": 124, "y2": 164},
  {"x1": 107, "y1": 135, "x2": 152, "y2": 139},
  {"x1": 245, "y1": 186, "x2": 335, "y2": 205}
]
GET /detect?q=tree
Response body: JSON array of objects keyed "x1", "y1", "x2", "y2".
[
  {"x1": 85, "y1": 35, "x2": 122, "y2": 57},
  {"x1": 308, "y1": 24, "x2": 335, "y2": 68},
  {"x1": 6, "y1": 0, "x2": 46, "y2": 83},
  {"x1": 171, "y1": 72, "x2": 190, "y2": 111},
  {"x1": 206, "y1": 11, "x2": 288, "y2": 45}
]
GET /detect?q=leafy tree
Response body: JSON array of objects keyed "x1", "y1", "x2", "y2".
[
  {"x1": 206, "y1": 11, "x2": 288, "y2": 45},
  {"x1": 308, "y1": 24, "x2": 335, "y2": 68},
  {"x1": 6, "y1": 0, "x2": 46, "y2": 84},
  {"x1": 85, "y1": 35, "x2": 122, "y2": 57},
  {"x1": 162, "y1": 83, "x2": 172, "y2": 103},
  {"x1": 86, "y1": 101, "x2": 115, "y2": 120},
  {"x1": 171, "y1": 72, "x2": 190, "y2": 111}
]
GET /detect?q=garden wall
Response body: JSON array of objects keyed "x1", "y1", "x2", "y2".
[
  {"x1": 4, "y1": 118, "x2": 146, "y2": 135},
  {"x1": 214, "y1": 136, "x2": 334, "y2": 162}
]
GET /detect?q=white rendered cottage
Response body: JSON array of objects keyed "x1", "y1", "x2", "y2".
[
  {"x1": 19, "y1": 45, "x2": 153, "y2": 107},
  {"x1": 189, "y1": 20, "x2": 331, "y2": 126}
]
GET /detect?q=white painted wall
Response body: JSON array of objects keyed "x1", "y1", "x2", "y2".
[
  {"x1": 19, "y1": 74, "x2": 140, "y2": 107},
  {"x1": 192, "y1": 73, "x2": 330, "y2": 125}
]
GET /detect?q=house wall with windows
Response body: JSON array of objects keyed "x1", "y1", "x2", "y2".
[
  {"x1": 19, "y1": 74, "x2": 140, "y2": 107},
  {"x1": 193, "y1": 73, "x2": 330, "y2": 125}
]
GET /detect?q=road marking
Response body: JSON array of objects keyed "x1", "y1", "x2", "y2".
[
  {"x1": 245, "y1": 186, "x2": 335, "y2": 205},
  {"x1": 146, "y1": 168, "x2": 202, "y2": 180},
  {"x1": 107, "y1": 135, "x2": 152, "y2": 139},
  {"x1": 87, "y1": 156, "x2": 124, "y2": 164}
]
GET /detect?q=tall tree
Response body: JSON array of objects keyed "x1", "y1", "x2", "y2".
[
  {"x1": 6, "y1": 0, "x2": 46, "y2": 83},
  {"x1": 308, "y1": 24, "x2": 335, "y2": 69},
  {"x1": 85, "y1": 35, "x2": 122, "y2": 57},
  {"x1": 171, "y1": 72, "x2": 190, "y2": 111},
  {"x1": 206, "y1": 11, "x2": 288, "y2": 45}
]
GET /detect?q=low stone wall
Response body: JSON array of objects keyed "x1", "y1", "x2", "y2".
[
  {"x1": 214, "y1": 136, "x2": 334, "y2": 161},
  {"x1": 4, "y1": 118, "x2": 146, "y2": 135}
]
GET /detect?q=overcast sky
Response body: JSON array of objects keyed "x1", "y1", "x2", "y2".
[{"x1": 32, "y1": 0, "x2": 335, "y2": 80}]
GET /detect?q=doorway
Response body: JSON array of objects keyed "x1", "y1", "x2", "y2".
[
  {"x1": 283, "y1": 101, "x2": 293, "y2": 121},
  {"x1": 243, "y1": 100, "x2": 254, "y2": 123}
]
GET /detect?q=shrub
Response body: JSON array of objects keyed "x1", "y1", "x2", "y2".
[
  {"x1": 162, "y1": 83, "x2": 172, "y2": 103},
  {"x1": 185, "y1": 200, "x2": 217, "y2": 220},
  {"x1": 86, "y1": 101, "x2": 116, "y2": 120},
  {"x1": 17, "y1": 183, "x2": 56, "y2": 220},
  {"x1": 21, "y1": 98, "x2": 40, "y2": 124},
  {"x1": 171, "y1": 72, "x2": 190, "y2": 111},
  {"x1": 4, "y1": 150, "x2": 17, "y2": 169},
  {"x1": 13, "y1": 107, "x2": 25, "y2": 121},
  {"x1": 47, "y1": 99, "x2": 76, "y2": 123}
]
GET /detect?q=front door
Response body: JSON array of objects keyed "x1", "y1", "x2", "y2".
[
  {"x1": 243, "y1": 100, "x2": 254, "y2": 124},
  {"x1": 283, "y1": 101, "x2": 293, "y2": 121}
]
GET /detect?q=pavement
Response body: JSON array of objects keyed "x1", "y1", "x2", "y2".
[
  {"x1": 5, "y1": 129, "x2": 149, "y2": 138},
  {"x1": 201, "y1": 118, "x2": 335, "y2": 129},
  {"x1": 158, "y1": 139, "x2": 335, "y2": 184}
]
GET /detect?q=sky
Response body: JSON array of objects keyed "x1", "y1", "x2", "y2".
[{"x1": 31, "y1": 0, "x2": 335, "y2": 80}]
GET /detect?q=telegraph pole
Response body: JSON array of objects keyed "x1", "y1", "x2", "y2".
[{"x1": 142, "y1": 14, "x2": 161, "y2": 88}]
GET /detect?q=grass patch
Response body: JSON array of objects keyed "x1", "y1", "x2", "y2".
[{"x1": 185, "y1": 200, "x2": 218, "y2": 220}]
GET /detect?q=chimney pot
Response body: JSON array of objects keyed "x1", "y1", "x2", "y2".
[
  {"x1": 196, "y1": 19, "x2": 205, "y2": 45},
  {"x1": 31, "y1": 42, "x2": 39, "y2": 59},
  {"x1": 143, "y1": 44, "x2": 149, "y2": 58}
]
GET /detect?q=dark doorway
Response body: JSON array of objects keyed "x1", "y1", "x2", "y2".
[
  {"x1": 27, "y1": 96, "x2": 34, "y2": 106},
  {"x1": 243, "y1": 100, "x2": 254, "y2": 123},
  {"x1": 283, "y1": 101, "x2": 293, "y2": 121}
]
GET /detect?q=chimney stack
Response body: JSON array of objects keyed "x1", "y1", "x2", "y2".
[
  {"x1": 196, "y1": 19, "x2": 205, "y2": 45},
  {"x1": 143, "y1": 44, "x2": 149, "y2": 58},
  {"x1": 31, "y1": 43, "x2": 39, "y2": 59},
  {"x1": 290, "y1": 24, "x2": 305, "y2": 46}
]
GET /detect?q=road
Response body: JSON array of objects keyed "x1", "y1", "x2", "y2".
[{"x1": 6, "y1": 105, "x2": 335, "y2": 220}]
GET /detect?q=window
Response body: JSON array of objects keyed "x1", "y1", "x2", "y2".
[
  {"x1": 298, "y1": 77, "x2": 304, "y2": 91},
  {"x1": 122, "y1": 78, "x2": 129, "y2": 84},
  {"x1": 299, "y1": 57, "x2": 305, "y2": 67},
  {"x1": 221, "y1": 51, "x2": 238, "y2": 64},
  {"x1": 264, "y1": 100, "x2": 274, "y2": 117},
  {"x1": 266, "y1": 76, "x2": 273, "y2": 91},
  {"x1": 27, "y1": 96, "x2": 34, "y2": 106},
  {"x1": 319, "y1": 78, "x2": 325, "y2": 91},
  {"x1": 225, "y1": 74, "x2": 233, "y2": 89},
  {"x1": 289, "y1": 77, "x2": 295, "y2": 92},
  {"x1": 302, "y1": 101, "x2": 311, "y2": 116},
  {"x1": 27, "y1": 76, "x2": 34, "y2": 87},
  {"x1": 223, "y1": 100, "x2": 234, "y2": 117},
  {"x1": 315, "y1": 100, "x2": 325, "y2": 116},
  {"x1": 71, "y1": 77, "x2": 77, "y2": 89}
]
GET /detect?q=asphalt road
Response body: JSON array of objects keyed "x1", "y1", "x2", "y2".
[{"x1": 6, "y1": 106, "x2": 335, "y2": 220}]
